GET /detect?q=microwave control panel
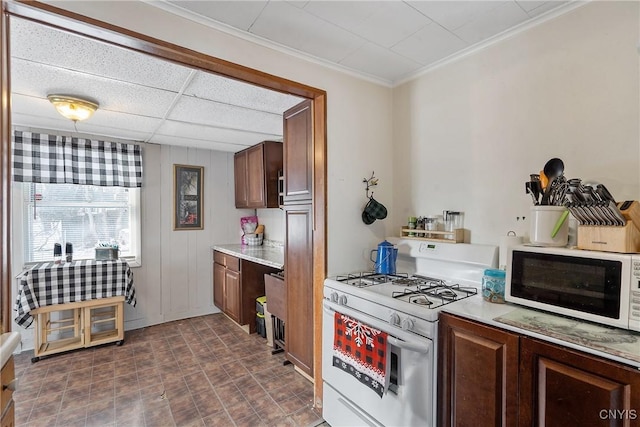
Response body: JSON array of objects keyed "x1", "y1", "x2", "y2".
[{"x1": 629, "y1": 261, "x2": 640, "y2": 332}]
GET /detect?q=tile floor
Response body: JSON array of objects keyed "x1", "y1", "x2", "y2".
[{"x1": 12, "y1": 313, "x2": 325, "y2": 427}]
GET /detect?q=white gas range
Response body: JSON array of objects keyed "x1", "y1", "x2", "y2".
[{"x1": 322, "y1": 238, "x2": 498, "y2": 427}]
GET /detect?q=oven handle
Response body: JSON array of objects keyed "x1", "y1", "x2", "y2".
[{"x1": 323, "y1": 301, "x2": 431, "y2": 354}]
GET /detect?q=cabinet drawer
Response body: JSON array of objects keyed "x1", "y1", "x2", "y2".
[
  {"x1": 1, "y1": 357, "x2": 14, "y2": 415},
  {"x1": 214, "y1": 251, "x2": 240, "y2": 272},
  {"x1": 265, "y1": 273, "x2": 286, "y2": 321}
]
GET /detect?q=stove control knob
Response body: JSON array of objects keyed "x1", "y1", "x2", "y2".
[
  {"x1": 389, "y1": 312, "x2": 401, "y2": 326},
  {"x1": 330, "y1": 292, "x2": 339, "y2": 303},
  {"x1": 402, "y1": 317, "x2": 415, "y2": 331},
  {"x1": 338, "y1": 295, "x2": 348, "y2": 306}
]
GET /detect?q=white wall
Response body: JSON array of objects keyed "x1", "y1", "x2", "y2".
[
  {"x1": 392, "y1": 1, "x2": 640, "y2": 246},
  {"x1": 39, "y1": 1, "x2": 639, "y2": 277},
  {"x1": 11, "y1": 139, "x2": 252, "y2": 350},
  {"x1": 45, "y1": 0, "x2": 395, "y2": 275}
]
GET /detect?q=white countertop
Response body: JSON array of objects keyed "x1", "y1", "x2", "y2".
[
  {"x1": 443, "y1": 296, "x2": 640, "y2": 370},
  {"x1": 212, "y1": 244, "x2": 284, "y2": 269}
]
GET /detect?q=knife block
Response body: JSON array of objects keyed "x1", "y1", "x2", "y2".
[{"x1": 577, "y1": 220, "x2": 640, "y2": 253}]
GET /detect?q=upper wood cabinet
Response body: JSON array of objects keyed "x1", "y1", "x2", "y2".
[
  {"x1": 234, "y1": 141, "x2": 283, "y2": 209},
  {"x1": 283, "y1": 99, "x2": 313, "y2": 204}
]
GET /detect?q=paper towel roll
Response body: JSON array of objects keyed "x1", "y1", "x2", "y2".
[{"x1": 499, "y1": 233, "x2": 523, "y2": 270}]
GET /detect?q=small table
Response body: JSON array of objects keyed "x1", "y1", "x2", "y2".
[{"x1": 15, "y1": 259, "x2": 136, "y2": 362}]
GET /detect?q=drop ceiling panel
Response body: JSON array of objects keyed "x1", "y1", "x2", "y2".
[
  {"x1": 302, "y1": 1, "x2": 385, "y2": 32},
  {"x1": 407, "y1": 1, "x2": 507, "y2": 31},
  {"x1": 11, "y1": 93, "x2": 162, "y2": 136},
  {"x1": 10, "y1": 18, "x2": 193, "y2": 92},
  {"x1": 11, "y1": 59, "x2": 178, "y2": 118},
  {"x1": 392, "y1": 21, "x2": 468, "y2": 66},
  {"x1": 156, "y1": 120, "x2": 281, "y2": 147},
  {"x1": 151, "y1": 133, "x2": 253, "y2": 152},
  {"x1": 340, "y1": 42, "x2": 423, "y2": 82},
  {"x1": 518, "y1": 1, "x2": 569, "y2": 17},
  {"x1": 169, "y1": 96, "x2": 283, "y2": 135},
  {"x1": 251, "y1": 1, "x2": 366, "y2": 62},
  {"x1": 303, "y1": 1, "x2": 432, "y2": 49},
  {"x1": 184, "y1": 72, "x2": 304, "y2": 114},
  {"x1": 167, "y1": 0, "x2": 268, "y2": 31},
  {"x1": 453, "y1": 1, "x2": 531, "y2": 44}
]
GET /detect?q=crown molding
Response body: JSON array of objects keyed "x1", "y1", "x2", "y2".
[{"x1": 145, "y1": 0, "x2": 588, "y2": 89}]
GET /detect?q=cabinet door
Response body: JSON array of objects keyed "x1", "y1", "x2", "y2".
[
  {"x1": 438, "y1": 313, "x2": 519, "y2": 427},
  {"x1": 213, "y1": 262, "x2": 225, "y2": 310},
  {"x1": 246, "y1": 144, "x2": 266, "y2": 207},
  {"x1": 234, "y1": 150, "x2": 248, "y2": 208},
  {"x1": 224, "y1": 269, "x2": 241, "y2": 323},
  {"x1": 283, "y1": 99, "x2": 313, "y2": 204},
  {"x1": 520, "y1": 337, "x2": 640, "y2": 426},
  {"x1": 284, "y1": 203, "x2": 313, "y2": 376}
]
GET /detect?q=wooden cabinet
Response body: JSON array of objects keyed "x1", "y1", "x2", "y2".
[
  {"x1": 284, "y1": 204, "x2": 314, "y2": 376},
  {"x1": 281, "y1": 99, "x2": 315, "y2": 378},
  {"x1": 234, "y1": 141, "x2": 283, "y2": 209},
  {"x1": 438, "y1": 313, "x2": 640, "y2": 427},
  {"x1": 283, "y1": 100, "x2": 313, "y2": 204},
  {"x1": 1, "y1": 357, "x2": 15, "y2": 427},
  {"x1": 213, "y1": 250, "x2": 278, "y2": 333},
  {"x1": 438, "y1": 313, "x2": 519, "y2": 427},
  {"x1": 520, "y1": 336, "x2": 640, "y2": 426}
]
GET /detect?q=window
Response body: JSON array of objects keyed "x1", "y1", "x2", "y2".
[{"x1": 22, "y1": 183, "x2": 140, "y2": 264}]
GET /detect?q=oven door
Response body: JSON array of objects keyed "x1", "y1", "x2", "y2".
[{"x1": 322, "y1": 299, "x2": 434, "y2": 427}]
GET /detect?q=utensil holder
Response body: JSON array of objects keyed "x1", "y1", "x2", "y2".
[
  {"x1": 577, "y1": 220, "x2": 640, "y2": 253},
  {"x1": 530, "y1": 206, "x2": 569, "y2": 247}
]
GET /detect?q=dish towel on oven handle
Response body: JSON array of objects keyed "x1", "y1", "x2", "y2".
[{"x1": 333, "y1": 311, "x2": 390, "y2": 397}]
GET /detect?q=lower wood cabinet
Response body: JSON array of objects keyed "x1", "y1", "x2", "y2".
[
  {"x1": 438, "y1": 312, "x2": 640, "y2": 427},
  {"x1": 1, "y1": 356, "x2": 15, "y2": 427},
  {"x1": 438, "y1": 312, "x2": 519, "y2": 427},
  {"x1": 213, "y1": 250, "x2": 278, "y2": 333}
]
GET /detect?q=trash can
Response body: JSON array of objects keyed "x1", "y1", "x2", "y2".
[{"x1": 256, "y1": 296, "x2": 267, "y2": 338}]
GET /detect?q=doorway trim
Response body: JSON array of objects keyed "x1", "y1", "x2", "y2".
[{"x1": 1, "y1": 0, "x2": 327, "y2": 406}]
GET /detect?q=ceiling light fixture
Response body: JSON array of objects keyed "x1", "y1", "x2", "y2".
[{"x1": 47, "y1": 94, "x2": 99, "y2": 122}]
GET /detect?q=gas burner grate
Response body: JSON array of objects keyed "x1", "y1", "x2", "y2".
[
  {"x1": 335, "y1": 272, "x2": 409, "y2": 287},
  {"x1": 392, "y1": 280, "x2": 478, "y2": 307}
]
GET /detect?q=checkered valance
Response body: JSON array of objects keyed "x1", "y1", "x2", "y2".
[{"x1": 12, "y1": 130, "x2": 143, "y2": 187}]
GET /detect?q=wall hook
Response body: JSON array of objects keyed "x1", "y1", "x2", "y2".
[{"x1": 363, "y1": 171, "x2": 378, "y2": 199}]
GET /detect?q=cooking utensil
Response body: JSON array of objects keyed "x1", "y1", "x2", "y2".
[
  {"x1": 539, "y1": 170, "x2": 549, "y2": 191},
  {"x1": 543, "y1": 158, "x2": 565, "y2": 181},
  {"x1": 551, "y1": 210, "x2": 570, "y2": 238},
  {"x1": 525, "y1": 182, "x2": 538, "y2": 205}
]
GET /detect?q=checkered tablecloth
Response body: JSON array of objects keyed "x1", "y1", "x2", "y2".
[{"x1": 14, "y1": 259, "x2": 136, "y2": 328}]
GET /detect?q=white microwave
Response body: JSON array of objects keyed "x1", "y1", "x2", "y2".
[{"x1": 506, "y1": 245, "x2": 640, "y2": 332}]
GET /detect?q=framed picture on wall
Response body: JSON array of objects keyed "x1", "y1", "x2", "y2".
[{"x1": 174, "y1": 164, "x2": 204, "y2": 230}]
